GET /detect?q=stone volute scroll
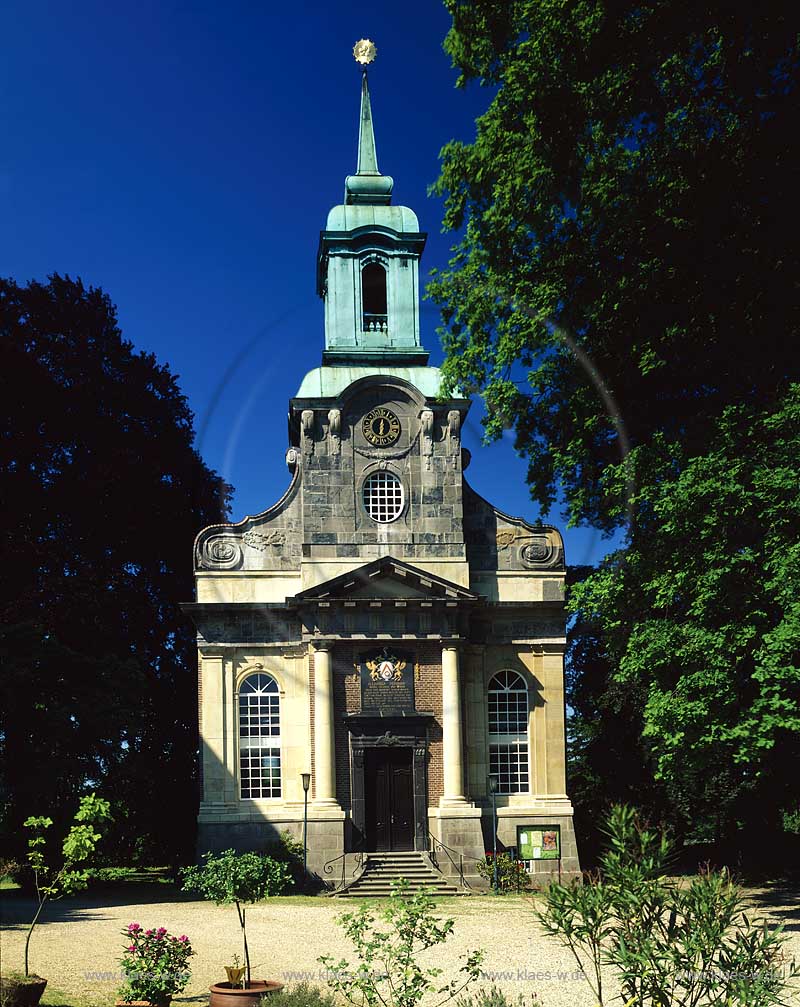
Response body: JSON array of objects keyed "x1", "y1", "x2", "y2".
[
  {"x1": 420, "y1": 408, "x2": 434, "y2": 469},
  {"x1": 301, "y1": 409, "x2": 315, "y2": 458},
  {"x1": 328, "y1": 408, "x2": 342, "y2": 455},
  {"x1": 200, "y1": 535, "x2": 242, "y2": 570}
]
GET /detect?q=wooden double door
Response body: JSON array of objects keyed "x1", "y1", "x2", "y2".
[{"x1": 364, "y1": 747, "x2": 414, "y2": 851}]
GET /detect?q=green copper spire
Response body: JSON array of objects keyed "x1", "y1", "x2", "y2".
[
  {"x1": 345, "y1": 71, "x2": 393, "y2": 205},
  {"x1": 314, "y1": 45, "x2": 428, "y2": 366},
  {"x1": 356, "y1": 72, "x2": 379, "y2": 174}
]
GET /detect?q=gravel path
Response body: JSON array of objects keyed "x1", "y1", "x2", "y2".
[{"x1": 2, "y1": 885, "x2": 799, "y2": 1007}]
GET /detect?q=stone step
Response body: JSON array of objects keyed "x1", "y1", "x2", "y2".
[
  {"x1": 343, "y1": 885, "x2": 463, "y2": 897},
  {"x1": 334, "y1": 851, "x2": 466, "y2": 898}
]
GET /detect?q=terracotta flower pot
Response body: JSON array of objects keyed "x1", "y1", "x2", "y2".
[
  {"x1": 0, "y1": 976, "x2": 47, "y2": 1007},
  {"x1": 209, "y1": 980, "x2": 284, "y2": 1007}
]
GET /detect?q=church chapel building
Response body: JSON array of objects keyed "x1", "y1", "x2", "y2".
[{"x1": 184, "y1": 63, "x2": 580, "y2": 887}]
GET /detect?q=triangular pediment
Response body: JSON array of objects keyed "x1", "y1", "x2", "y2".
[{"x1": 292, "y1": 556, "x2": 479, "y2": 603}]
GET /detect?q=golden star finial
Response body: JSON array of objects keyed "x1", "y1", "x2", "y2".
[{"x1": 353, "y1": 39, "x2": 377, "y2": 66}]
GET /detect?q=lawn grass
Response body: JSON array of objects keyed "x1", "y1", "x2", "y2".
[{"x1": 40, "y1": 984, "x2": 93, "y2": 1007}]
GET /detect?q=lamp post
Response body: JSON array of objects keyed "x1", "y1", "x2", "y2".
[
  {"x1": 487, "y1": 774, "x2": 499, "y2": 894},
  {"x1": 301, "y1": 772, "x2": 311, "y2": 882}
]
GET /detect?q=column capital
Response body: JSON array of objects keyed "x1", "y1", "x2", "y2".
[{"x1": 312, "y1": 639, "x2": 335, "y2": 653}]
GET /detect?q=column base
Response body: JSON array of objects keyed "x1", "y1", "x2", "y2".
[
  {"x1": 438, "y1": 796, "x2": 473, "y2": 808},
  {"x1": 311, "y1": 799, "x2": 343, "y2": 811}
]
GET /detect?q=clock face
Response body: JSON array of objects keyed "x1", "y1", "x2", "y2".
[{"x1": 362, "y1": 407, "x2": 401, "y2": 447}]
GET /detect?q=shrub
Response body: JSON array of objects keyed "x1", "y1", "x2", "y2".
[
  {"x1": 270, "y1": 982, "x2": 338, "y2": 1007},
  {"x1": 0, "y1": 858, "x2": 20, "y2": 881},
  {"x1": 537, "y1": 804, "x2": 799, "y2": 1006},
  {"x1": 319, "y1": 878, "x2": 484, "y2": 1007},
  {"x1": 476, "y1": 853, "x2": 530, "y2": 893},
  {"x1": 117, "y1": 924, "x2": 194, "y2": 1006},
  {"x1": 457, "y1": 988, "x2": 542, "y2": 1007},
  {"x1": 182, "y1": 849, "x2": 291, "y2": 986},
  {"x1": 264, "y1": 831, "x2": 309, "y2": 890}
]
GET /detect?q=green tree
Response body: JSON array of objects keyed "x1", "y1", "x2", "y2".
[
  {"x1": 23, "y1": 794, "x2": 112, "y2": 976},
  {"x1": 181, "y1": 849, "x2": 292, "y2": 985},
  {"x1": 0, "y1": 275, "x2": 231, "y2": 862},
  {"x1": 431, "y1": 2, "x2": 800, "y2": 844},
  {"x1": 572, "y1": 390, "x2": 800, "y2": 844},
  {"x1": 565, "y1": 566, "x2": 665, "y2": 862}
]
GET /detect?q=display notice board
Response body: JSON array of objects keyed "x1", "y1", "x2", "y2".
[{"x1": 517, "y1": 824, "x2": 561, "y2": 861}]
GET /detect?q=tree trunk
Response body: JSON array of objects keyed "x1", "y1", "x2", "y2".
[
  {"x1": 235, "y1": 901, "x2": 251, "y2": 986},
  {"x1": 24, "y1": 895, "x2": 47, "y2": 976}
]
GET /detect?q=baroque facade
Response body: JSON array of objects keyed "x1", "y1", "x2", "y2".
[{"x1": 184, "y1": 69, "x2": 580, "y2": 886}]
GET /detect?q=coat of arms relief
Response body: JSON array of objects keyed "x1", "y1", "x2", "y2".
[{"x1": 366, "y1": 651, "x2": 406, "y2": 682}]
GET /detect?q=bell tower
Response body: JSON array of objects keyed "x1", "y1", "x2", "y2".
[{"x1": 316, "y1": 65, "x2": 429, "y2": 365}]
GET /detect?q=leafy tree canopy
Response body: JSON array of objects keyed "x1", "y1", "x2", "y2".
[
  {"x1": 432, "y1": 2, "x2": 800, "y2": 844},
  {"x1": 431, "y1": 0, "x2": 799, "y2": 530},
  {"x1": 0, "y1": 274, "x2": 231, "y2": 860},
  {"x1": 571, "y1": 387, "x2": 800, "y2": 838}
]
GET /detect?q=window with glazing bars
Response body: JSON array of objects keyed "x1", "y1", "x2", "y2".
[
  {"x1": 239, "y1": 672, "x2": 281, "y2": 799},
  {"x1": 362, "y1": 470, "x2": 404, "y2": 523},
  {"x1": 488, "y1": 669, "x2": 529, "y2": 794}
]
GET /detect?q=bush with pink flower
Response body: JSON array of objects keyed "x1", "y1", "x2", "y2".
[{"x1": 118, "y1": 923, "x2": 194, "y2": 1006}]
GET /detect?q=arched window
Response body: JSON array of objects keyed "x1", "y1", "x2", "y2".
[
  {"x1": 488, "y1": 670, "x2": 529, "y2": 795},
  {"x1": 362, "y1": 470, "x2": 405, "y2": 523},
  {"x1": 361, "y1": 261, "x2": 387, "y2": 332},
  {"x1": 239, "y1": 673, "x2": 281, "y2": 799}
]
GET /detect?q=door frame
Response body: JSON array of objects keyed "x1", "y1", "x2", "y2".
[{"x1": 348, "y1": 717, "x2": 430, "y2": 852}]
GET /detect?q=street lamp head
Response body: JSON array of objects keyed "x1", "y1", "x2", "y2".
[
  {"x1": 487, "y1": 774, "x2": 499, "y2": 795},
  {"x1": 301, "y1": 772, "x2": 311, "y2": 793}
]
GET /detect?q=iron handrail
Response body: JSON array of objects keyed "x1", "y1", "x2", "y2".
[
  {"x1": 322, "y1": 841, "x2": 367, "y2": 893},
  {"x1": 424, "y1": 829, "x2": 479, "y2": 891}
]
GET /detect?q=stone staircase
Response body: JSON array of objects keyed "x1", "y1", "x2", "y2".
[{"x1": 334, "y1": 850, "x2": 467, "y2": 898}]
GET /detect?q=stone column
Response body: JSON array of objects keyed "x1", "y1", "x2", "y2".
[
  {"x1": 440, "y1": 644, "x2": 467, "y2": 805},
  {"x1": 313, "y1": 641, "x2": 338, "y2": 806}
]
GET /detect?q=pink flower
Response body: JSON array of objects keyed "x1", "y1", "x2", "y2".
[
  {"x1": 128, "y1": 945, "x2": 136, "y2": 952},
  {"x1": 178, "y1": 935, "x2": 188, "y2": 943},
  {"x1": 128, "y1": 923, "x2": 141, "y2": 932},
  {"x1": 145, "y1": 929, "x2": 154, "y2": 936},
  {"x1": 157, "y1": 927, "x2": 167, "y2": 934}
]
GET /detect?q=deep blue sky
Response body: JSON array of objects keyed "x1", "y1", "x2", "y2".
[{"x1": 4, "y1": 1, "x2": 618, "y2": 567}]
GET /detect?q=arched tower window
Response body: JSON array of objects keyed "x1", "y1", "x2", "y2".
[
  {"x1": 488, "y1": 670, "x2": 529, "y2": 795},
  {"x1": 361, "y1": 261, "x2": 387, "y2": 332},
  {"x1": 238, "y1": 672, "x2": 281, "y2": 799}
]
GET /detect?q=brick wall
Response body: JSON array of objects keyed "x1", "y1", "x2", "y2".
[
  {"x1": 414, "y1": 643, "x2": 443, "y2": 804},
  {"x1": 328, "y1": 642, "x2": 444, "y2": 808},
  {"x1": 333, "y1": 647, "x2": 357, "y2": 811}
]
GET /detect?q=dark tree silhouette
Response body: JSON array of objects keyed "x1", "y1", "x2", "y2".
[{"x1": 0, "y1": 274, "x2": 231, "y2": 862}]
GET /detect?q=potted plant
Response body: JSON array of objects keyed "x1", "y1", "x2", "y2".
[
  {"x1": 181, "y1": 849, "x2": 291, "y2": 1007},
  {"x1": 0, "y1": 794, "x2": 111, "y2": 1007},
  {"x1": 116, "y1": 924, "x2": 194, "y2": 1007},
  {"x1": 224, "y1": 955, "x2": 246, "y2": 988}
]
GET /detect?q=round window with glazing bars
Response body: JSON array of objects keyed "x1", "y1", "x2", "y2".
[{"x1": 362, "y1": 470, "x2": 404, "y2": 523}]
